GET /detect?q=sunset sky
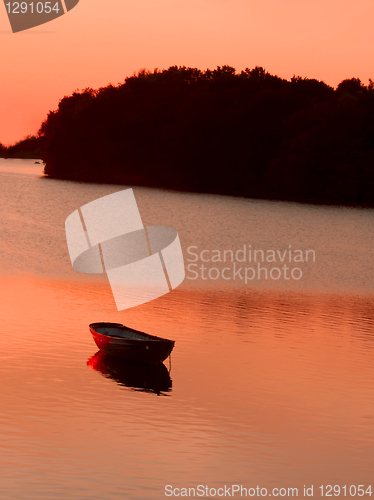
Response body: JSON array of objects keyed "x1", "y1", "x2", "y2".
[{"x1": 1, "y1": 0, "x2": 374, "y2": 145}]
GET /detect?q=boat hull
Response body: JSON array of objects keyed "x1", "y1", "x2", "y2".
[{"x1": 89, "y1": 323, "x2": 175, "y2": 365}]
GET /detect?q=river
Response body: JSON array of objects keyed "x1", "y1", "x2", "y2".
[{"x1": 0, "y1": 158, "x2": 373, "y2": 499}]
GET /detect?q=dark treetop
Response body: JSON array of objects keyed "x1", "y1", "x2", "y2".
[{"x1": 10, "y1": 66, "x2": 374, "y2": 205}]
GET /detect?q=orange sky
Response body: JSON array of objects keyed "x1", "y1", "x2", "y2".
[{"x1": 1, "y1": 0, "x2": 374, "y2": 145}]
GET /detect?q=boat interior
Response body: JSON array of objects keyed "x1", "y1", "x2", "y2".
[{"x1": 93, "y1": 325, "x2": 150, "y2": 340}]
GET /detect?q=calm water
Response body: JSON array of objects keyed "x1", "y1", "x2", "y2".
[{"x1": 0, "y1": 159, "x2": 373, "y2": 499}]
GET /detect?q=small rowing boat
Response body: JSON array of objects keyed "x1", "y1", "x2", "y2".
[{"x1": 89, "y1": 322, "x2": 175, "y2": 365}]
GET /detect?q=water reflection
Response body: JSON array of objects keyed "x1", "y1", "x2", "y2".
[
  {"x1": 87, "y1": 351, "x2": 172, "y2": 395},
  {"x1": 0, "y1": 165, "x2": 373, "y2": 497}
]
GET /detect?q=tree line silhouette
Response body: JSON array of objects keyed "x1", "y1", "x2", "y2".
[
  {"x1": 0, "y1": 134, "x2": 42, "y2": 159},
  {"x1": 3, "y1": 66, "x2": 374, "y2": 205}
]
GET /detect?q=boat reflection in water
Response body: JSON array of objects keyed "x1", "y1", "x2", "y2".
[{"x1": 87, "y1": 351, "x2": 172, "y2": 395}]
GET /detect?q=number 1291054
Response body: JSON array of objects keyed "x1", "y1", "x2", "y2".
[
  {"x1": 320, "y1": 485, "x2": 372, "y2": 496},
  {"x1": 5, "y1": 2, "x2": 60, "y2": 14}
]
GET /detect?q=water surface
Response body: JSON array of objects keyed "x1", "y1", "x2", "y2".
[{"x1": 0, "y1": 160, "x2": 373, "y2": 499}]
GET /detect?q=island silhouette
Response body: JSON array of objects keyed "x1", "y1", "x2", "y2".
[{"x1": 2, "y1": 66, "x2": 374, "y2": 206}]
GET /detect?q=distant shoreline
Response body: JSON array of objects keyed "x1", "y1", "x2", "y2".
[
  {"x1": 42, "y1": 170, "x2": 374, "y2": 209},
  {"x1": 4, "y1": 65, "x2": 374, "y2": 208}
]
